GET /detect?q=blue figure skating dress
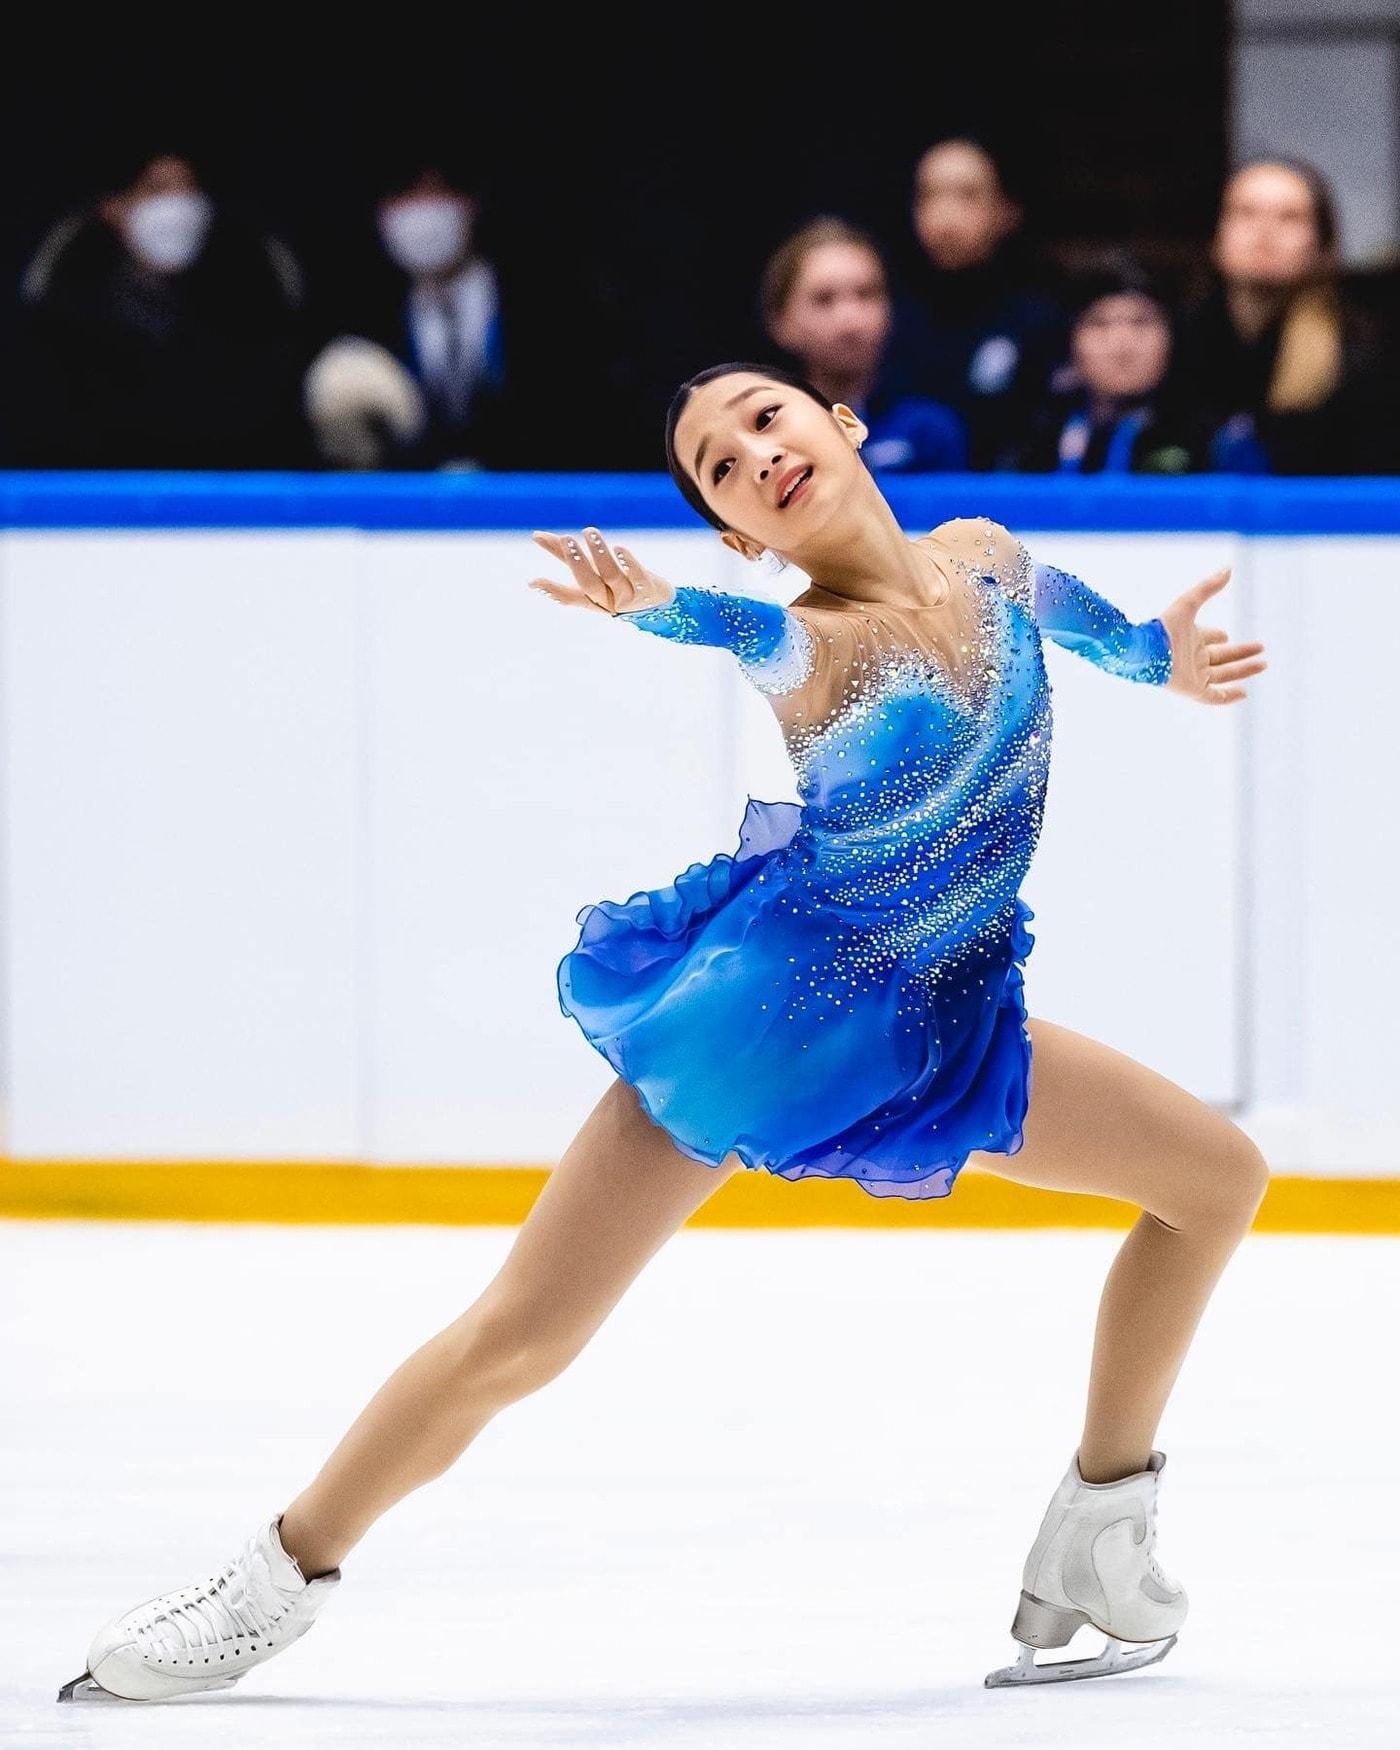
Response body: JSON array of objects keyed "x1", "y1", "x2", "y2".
[{"x1": 557, "y1": 517, "x2": 1172, "y2": 1199}]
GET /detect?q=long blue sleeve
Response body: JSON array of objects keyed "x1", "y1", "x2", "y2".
[
  {"x1": 622, "y1": 585, "x2": 815, "y2": 696},
  {"x1": 1031, "y1": 562, "x2": 1173, "y2": 685}
]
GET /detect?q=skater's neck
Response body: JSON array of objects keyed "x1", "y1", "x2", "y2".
[{"x1": 789, "y1": 488, "x2": 945, "y2": 609}]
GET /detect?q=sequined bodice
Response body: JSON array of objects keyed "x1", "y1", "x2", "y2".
[
  {"x1": 784, "y1": 574, "x2": 1040, "y2": 808},
  {"x1": 621, "y1": 516, "x2": 1171, "y2": 981},
  {"x1": 764, "y1": 573, "x2": 1054, "y2": 965}
]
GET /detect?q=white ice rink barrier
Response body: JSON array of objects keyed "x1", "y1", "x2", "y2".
[{"x1": 0, "y1": 474, "x2": 1395, "y2": 1177}]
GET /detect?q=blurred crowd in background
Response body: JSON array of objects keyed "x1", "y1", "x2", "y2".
[{"x1": 4, "y1": 132, "x2": 1398, "y2": 478}]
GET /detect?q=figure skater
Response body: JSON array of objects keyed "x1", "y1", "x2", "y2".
[{"x1": 60, "y1": 362, "x2": 1270, "y2": 1702}]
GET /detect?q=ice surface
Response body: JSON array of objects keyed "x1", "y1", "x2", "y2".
[{"x1": 3, "y1": 1219, "x2": 1396, "y2": 1748}]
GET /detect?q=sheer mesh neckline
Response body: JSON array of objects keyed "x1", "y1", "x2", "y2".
[
  {"x1": 794, "y1": 536, "x2": 957, "y2": 614},
  {"x1": 795, "y1": 557, "x2": 1002, "y2": 718}
]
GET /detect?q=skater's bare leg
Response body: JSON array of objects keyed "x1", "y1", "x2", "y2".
[
  {"x1": 971, "y1": 1016, "x2": 1269, "y2": 1485},
  {"x1": 279, "y1": 1079, "x2": 741, "y2": 1577}
]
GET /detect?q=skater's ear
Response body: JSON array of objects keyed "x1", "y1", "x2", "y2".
[
  {"x1": 830, "y1": 402, "x2": 869, "y2": 451},
  {"x1": 720, "y1": 530, "x2": 766, "y2": 563}
]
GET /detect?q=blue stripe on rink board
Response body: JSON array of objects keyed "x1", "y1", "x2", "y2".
[{"x1": 3, "y1": 471, "x2": 1400, "y2": 534}]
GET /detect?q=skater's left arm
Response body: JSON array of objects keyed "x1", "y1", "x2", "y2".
[
  {"x1": 1028, "y1": 559, "x2": 1175, "y2": 685},
  {"x1": 1032, "y1": 553, "x2": 1270, "y2": 702},
  {"x1": 928, "y1": 518, "x2": 1267, "y2": 702}
]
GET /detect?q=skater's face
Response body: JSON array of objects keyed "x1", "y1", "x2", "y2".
[{"x1": 671, "y1": 370, "x2": 868, "y2": 558}]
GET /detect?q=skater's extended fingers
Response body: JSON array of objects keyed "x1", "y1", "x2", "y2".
[
  {"x1": 563, "y1": 532, "x2": 603, "y2": 582},
  {"x1": 528, "y1": 576, "x2": 608, "y2": 612},
  {"x1": 583, "y1": 529, "x2": 642, "y2": 611},
  {"x1": 569, "y1": 530, "x2": 632, "y2": 613},
  {"x1": 533, "y1": 530, "x2": 600, "y2": 585},
  {"x1": 530, "y1": 531, "x2": 588, "y2": 582},
  {"x1": 531, "y1": 532, "x2": 615, "y2": 610},
  {"x1": 1207, "y1": 639, "x2": 1264, "y2": 664},
  {"x1": 531, "y1": 530, "x2": 573, "y2": 563},
  {"x1": 1186, "y1": 567, "x2": 1231, "y2": 608},
  {"x1": 1205, "y1": 655, "x2": 1267, "y2": 684},
  {"x1": 582, "y1": 527, "x2": 626, "y2": 583},
  {"x1": 612, "y1": 545, "x2": 650, "y2": 609}
]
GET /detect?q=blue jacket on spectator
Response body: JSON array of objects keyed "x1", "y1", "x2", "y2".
[
  {"x1": 885, "y1": 242, "x2": 1067, "y2": 470},
  {"x1": 858, "y1": 390, "x2": 968, "y2": 472}
]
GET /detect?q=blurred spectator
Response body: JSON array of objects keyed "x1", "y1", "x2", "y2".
[
  {"x1": 11, "y1": 151, "x2": 308, "y2": 468},
  {"x1": 999, "y1": 252, "x2": 1231, "y2": 473},
  {"x1": 761, "y1": 218, "x2": 966, "y2": 471},
  {"x1": 304, "y1": 158, "x2": 505, "y2": 470},
  {"x1": 1176, "y1": 157, "x2": 1400, "y2": 475},
  {"x1": 885, "y1": 136, "x2": 1067, "y2": 469}
]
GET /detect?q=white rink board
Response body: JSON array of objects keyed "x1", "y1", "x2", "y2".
[{"x1": 0, "y1": 527, "x2": 1392, "y2": 1171}]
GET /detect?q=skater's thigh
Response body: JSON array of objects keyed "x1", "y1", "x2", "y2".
[
  {"x1": 969, "y1": 1016, "x2": 1267, "y2": 1229},
  {"x1": 480, "y1": 1076, "x2": 742, "y2": 1353}
]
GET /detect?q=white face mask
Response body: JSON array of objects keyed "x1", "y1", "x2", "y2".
[
  {"x1": 124, "y1": 191, "x2": 214, "y2": 273},
  {"x1": 378, "y1": 197, "x2": 471, "y2": 276}
]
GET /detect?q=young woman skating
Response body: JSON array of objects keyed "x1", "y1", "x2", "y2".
[{"x1": 62, "y1": 363, "x2": 1269, "y2": 1701}]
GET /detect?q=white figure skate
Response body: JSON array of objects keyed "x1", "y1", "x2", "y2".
[
  {"x1": 58, "y1": 1516, "x2": 339, "y2": 1702},
  {"x1": 985, "y1": 1448, "x2": 1187, "y2": 1687}
]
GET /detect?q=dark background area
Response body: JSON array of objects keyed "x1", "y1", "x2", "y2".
[{"x1": 0, "y1": 13, "x2": 1232, "y2": 466}]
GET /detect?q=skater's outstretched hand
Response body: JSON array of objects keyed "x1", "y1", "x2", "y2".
[
  {"x1": 529, "y1": 528, "x2": 676, "y2": 617},
  {"x1": 1158, "y1": 567, "x2": 1268, "y2": 705}
]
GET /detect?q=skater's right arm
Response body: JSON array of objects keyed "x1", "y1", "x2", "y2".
[{"x1": 529, "y1": 527, "x2": 816, "y2": 698}]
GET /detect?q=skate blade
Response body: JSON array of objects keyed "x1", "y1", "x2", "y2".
[
  {"x1": 57, "y1": 1673, "x2": 116, "y2": 1703},
  {"x1": 57, "y1": 1669, "x2": 241, "y2": 1703},
  {"x1": 984, "y1": 1631, "x2": 1177, "y2": 1688}
]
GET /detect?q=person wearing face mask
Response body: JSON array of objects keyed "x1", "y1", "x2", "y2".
[
  {"x1": 762, "y1": 217, "x2": 967, "y2": 472},
  {"x1": 304, "y1": 157, "x2": 506, "y2": 471},
  {"x1": 1174, "y1": 156, "x2": 1400, "y2": 476},
  {"x1": 11, "y1": 149, "x2": 309, "y2": 468},
  {"x1": 884, "y1": 135, "x2": 1068, "y2": 471},
  {"x1": 999, "y1": 254, "x2": 1228, "y2": 475}
]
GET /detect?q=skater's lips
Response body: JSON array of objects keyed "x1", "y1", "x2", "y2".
[{"x1": 775, "y1": 463, "x2": 812, "y2": 509}]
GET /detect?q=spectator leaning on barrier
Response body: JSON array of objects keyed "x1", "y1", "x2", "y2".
[
  {"x1": 11, "y1": 150, "x2": 308, "y2": 468},
  {"x1": 998, "y1": 252, "x2": 1228, "y2": 474},
  {"x1": 761, "y1": 217, "x2": 967, "y2": 472},
  {"x1": 304, "y1": 157, "x2": 505, "y2": 471},
  {"x1": 884, "y1": 135, "x2": 1067, "y2": 470},
  {"x1": 1175, "y1": 156, "x2": 1399, "y2": 475}
]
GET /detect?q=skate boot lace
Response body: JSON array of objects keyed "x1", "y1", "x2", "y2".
[
  {"x1": 130, "y1": 1545, "x2": 290, "y2": 1659},
  {"x1": 1143, "y1": 1482, "x2": 1174, "y2": 1590}
]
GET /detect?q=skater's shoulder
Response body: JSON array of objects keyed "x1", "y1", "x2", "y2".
[
  {"x1": 920, "y1": 515, "x2": 1023, "y2": 561},
  {"x1": 786, "y1": 585, "x2": 830, "y2": 613},
  {"x1": 783, "y1": 586, "x2": 852, "y2": 625}
]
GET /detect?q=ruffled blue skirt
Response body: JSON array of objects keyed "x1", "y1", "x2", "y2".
[{"x1": 556, "y1": 798, "x2": 1035, "y2": 1200}]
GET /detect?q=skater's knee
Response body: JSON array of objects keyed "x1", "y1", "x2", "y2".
[
  {"x1": 1213, "y1": 1129, "x2": 1270, "y2": 1229},
  {"x1": 450, "y1": 1296, "x2": 590, "y2": 1403},
  {"x1": 1236, "y1": 1132, "x2": 1271, "y2": 1213},
  {"x1": 1167, "y1": 1128, "x2": 1269, "y2": 1236}
]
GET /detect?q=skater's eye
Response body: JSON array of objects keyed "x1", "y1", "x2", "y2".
[{"x1": 712, "y1": 407, "x2": 780, "y2": 487}]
